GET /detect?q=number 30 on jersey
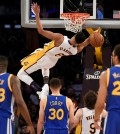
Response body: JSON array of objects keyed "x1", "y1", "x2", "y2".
[{"x1": 48, "y1": 108, "x2": 64, "y2": 120}]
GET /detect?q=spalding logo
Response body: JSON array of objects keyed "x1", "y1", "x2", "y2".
[
  {"x1": 94, "y1": 71, "x2": 100, "y2": 75},
  {"x1": 86, "y1": 71, "x2": 101, "y2": 80}
]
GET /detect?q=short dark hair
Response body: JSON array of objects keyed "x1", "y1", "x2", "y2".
[
  {"x1": 0, "y1": 55, "x2": 8, "y2": 66},
  {"x1": 75, "y1": 32, "x2": 86, "y2": 44},
  {"x1": 113, "y1": 44, "x2": 120, "y2": 61},
  {"x1": 50, "y1": 78, "x2": 61, "y2": 89},
  {"x1": 83, "y1": 90, "x2": 97, "y2": 110}
]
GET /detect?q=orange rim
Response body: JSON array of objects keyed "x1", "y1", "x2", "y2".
[{"x1": 60, "y1": 13, "x2": 90, "y2": 20}]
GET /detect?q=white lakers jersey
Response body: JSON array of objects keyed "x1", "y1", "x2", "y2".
[
  {"x1": 21, "y1": 36, "x2": 78, "y2": 70},
  {"x1": 81, "y1": 107, "x2": 100, "y2": 134},
  {"x1": 37, "y1": 36, "x2": 78, "y2": 69},
  {"x1": 44, "y1": 36, "x2": 77, "y2": 58}
]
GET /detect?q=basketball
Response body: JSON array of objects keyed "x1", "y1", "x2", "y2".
[{"x1": 89, "y1": 32, "x2": 104, "y2": 47}]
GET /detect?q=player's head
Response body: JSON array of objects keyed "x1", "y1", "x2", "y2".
[
  {"x1": 112, "y1": 44, "x2": 120, "y2": 65},
  {"x1": 83, "y1": 90, "x2": 97, "y2": 110},
  {"x1": 74, "y1": 32, "x2": 86, "y2": 44},
  {"x1": 0, "y1": 55, "x2": 8, "y2": 73},
  {"x1": 50, "y1": 78, "x2": 62, "y2": 92},
  {"x1": 69, "y1": 32, "x2": 86, "y2": 46}
]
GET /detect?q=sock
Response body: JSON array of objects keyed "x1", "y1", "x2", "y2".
[
  {"x1": 43, "y1": 76, "x2": 49, "y2": 84},
  {"x1": 30, "y1": 81, "x2": 42, "y2": 92}
]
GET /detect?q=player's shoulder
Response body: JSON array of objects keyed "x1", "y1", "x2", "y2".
[
  {"x1": 63, "y1": 36, "x2": 69, "y2": 40},
  {"x1": 66, "y1": 96, "x2": 72, "y2": 101},
  {"x1": 4, "y1": 73, "x2": 15, "y2": 80},
  {"x1": 40, "y1": 96, "x2": 47, "y2": 108},
  {"x1": 40, "y1": 96, "x2": 47, "y2": 103},
  {"x1": 9, "y1": 74, "x2": 20, "y2": 84},
  {"x1": 81, "y1": 107, "x2": 87, "y2": 112},
  {"x1": 100, "y1": 70, "x2": 107, "y2": 76},
  {"x1": 76, "y1": 107, "x2": 83, "y2": 112},
  {"x1": 10, "y1": 74, "x2": 18, "y2": 80},
  {"x1": 100, "y1": 70, "x2": 108, "y2": 80},
  {"x1": 66, "y1": 97, "x2": 73, "y2": 105},
  {"x1": 75, "y1": 108, "x2": 83, "y2": 117}
]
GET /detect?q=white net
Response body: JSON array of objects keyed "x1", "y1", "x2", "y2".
[
  {"x1": 61, "y1": 13, "x2": 90, "y2": 33},
  {"x1": 64, "y1": 17, "x2": 83, "y2": 33}
]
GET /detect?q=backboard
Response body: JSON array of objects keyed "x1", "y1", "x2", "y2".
[
  {"x1": 21, "y1": 0, "x2": 63, "y2": 28},
  {"x1": 21, "y1": 0, "x2": 120, "y2": 29}
]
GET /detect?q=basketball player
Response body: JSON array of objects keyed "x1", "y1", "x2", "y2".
[
  {"x1": 94, "y1": 44, "x2": 120, "y2": 134},
  {"x1": 0, "y1": 55, "x2": 35, "y2": 134},
  {"x1": 71, "y1": 90, "x2": 106, "y2": 134},
  {"x1": 37, "y1": 78, "x2": 74, "y2": 134},
  {"x1": 17, "y1": 2, "x2": 95, "y2": 99}
]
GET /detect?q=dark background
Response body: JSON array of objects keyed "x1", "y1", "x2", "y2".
[
  {"x1": 0, "y1": 0, "x2": 120, "y2": 90},
  {"x1": 0, "y1": 1, "x2": 120, "y2": 133},
  {"x1": 0, "y1": 0, "x2": 120, "y2": 81}
]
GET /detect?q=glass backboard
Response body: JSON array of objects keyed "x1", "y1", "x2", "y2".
[{"x1": 21, "y1": 0, "x2": 120, "y2": 29}]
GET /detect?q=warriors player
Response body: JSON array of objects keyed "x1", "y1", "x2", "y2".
[
  {"x1": 94, "y1": 44, "x2": 120, "y2": 134},
  {"x1": 17, "y1": 3, "x2": 97, "y2": 99},
  {"x1": 37, "y1": 78, "x2": 74, "y2": 134},
  {"x1": 0, "y1": 55, "x2": 34, "y2": 134}
]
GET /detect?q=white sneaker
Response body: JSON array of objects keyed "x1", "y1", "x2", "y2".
[
  {"x1": 36, "y1": 91, "x2": 41, "y2": 99},
  {"x1": 37, "y1": 84, "x2": 49, "y2": 99}
]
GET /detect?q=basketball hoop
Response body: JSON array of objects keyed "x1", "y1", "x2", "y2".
[{"x1": 60, "y1": 13, "x2": 90, "y2": 33}]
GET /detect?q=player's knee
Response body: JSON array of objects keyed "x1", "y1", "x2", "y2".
[{"x1": 17, "y1": 68, "x2": 26, "y2": 80}]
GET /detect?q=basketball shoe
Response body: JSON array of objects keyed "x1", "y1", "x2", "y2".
[{"x1": 37, "y1": 84, "x2": 49, "y2": 99}]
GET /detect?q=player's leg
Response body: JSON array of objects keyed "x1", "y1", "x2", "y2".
[
  {"x1": 104, "y1": 111, "x2": 120, "y2": 134},
  {"x1": 17, "y1": 63, "x2": 41, "y2": 92},
  {"x1": 37, "y1": 68, "x2": 50, "y2": 99},
  {"x1": 42, "y1": 68, "x2": 49, "y2": 84},
  {"x1": 0, "y1": 117, "x2": 6, "y2": 134},
  {"x1": 0, "y1": 117, "x2": 14, "y2": 134}
]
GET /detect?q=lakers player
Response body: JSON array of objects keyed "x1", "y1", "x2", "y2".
[
  {"x1": 95, "y1": 44, "x2": 120, "y2": 134},
  {"x1": 37, "y1": 78, "x2": 74, "y2": 134},
  {"x1": 0, "y1": 55, "x2": 34, "y2": 134},
  {"x1": 71, "y1": 90, "x2": 106, "y2": 134},
  {"x1": 17, "y1": 2, "x2": 92, "y2": 99}
]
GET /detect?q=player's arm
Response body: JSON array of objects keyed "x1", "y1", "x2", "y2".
[
  {"x1": 37, "y1": 97, "x2": 46, "y2": 134},
  {"x1": 94, "y1": 71, "x2": 108, "y2": 129},
  {"x1": 101, "y1": 109, "x2": 108, "y2": 119},
  {"x1": 67, "y1": 98, "x2": 75, "y2": 132},
  {"x1": 77, "y1": 27, "x2": 101, "y2": 53},
  {"x1": 71, "y1": 109, "x2": 82, "y2": 129},
  {"x1": 77, "y1": 38, "x2": 90, "y2": 53},
  {"x1": 10, "y1": 75, "x2": 35, "y2": 134},
  {"x1": 32, "y1": 3, "x2": 63, "y2": 43}
]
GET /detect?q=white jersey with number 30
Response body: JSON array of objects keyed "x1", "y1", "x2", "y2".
[{"x1": 81, "y1": 107, "x2": 100, "y2": 134}]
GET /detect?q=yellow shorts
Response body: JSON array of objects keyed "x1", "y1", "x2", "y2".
[
  {"x1": 21, "y1": 40, "x2": 55, "y2": 71},
  {"x1": 21, "y1": 49, "x2": 44, "y2": 70}
]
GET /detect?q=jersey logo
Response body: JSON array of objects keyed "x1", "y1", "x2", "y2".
[
  {"x1": 24, "y1": 62, "x2": 29, "y2": 66},
  {"x1": 0, "y1": 79, "x2": 4, "y2": 85},
  {"x1": 113, "y1": 72, "x2": 120, "y2": 79}
]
